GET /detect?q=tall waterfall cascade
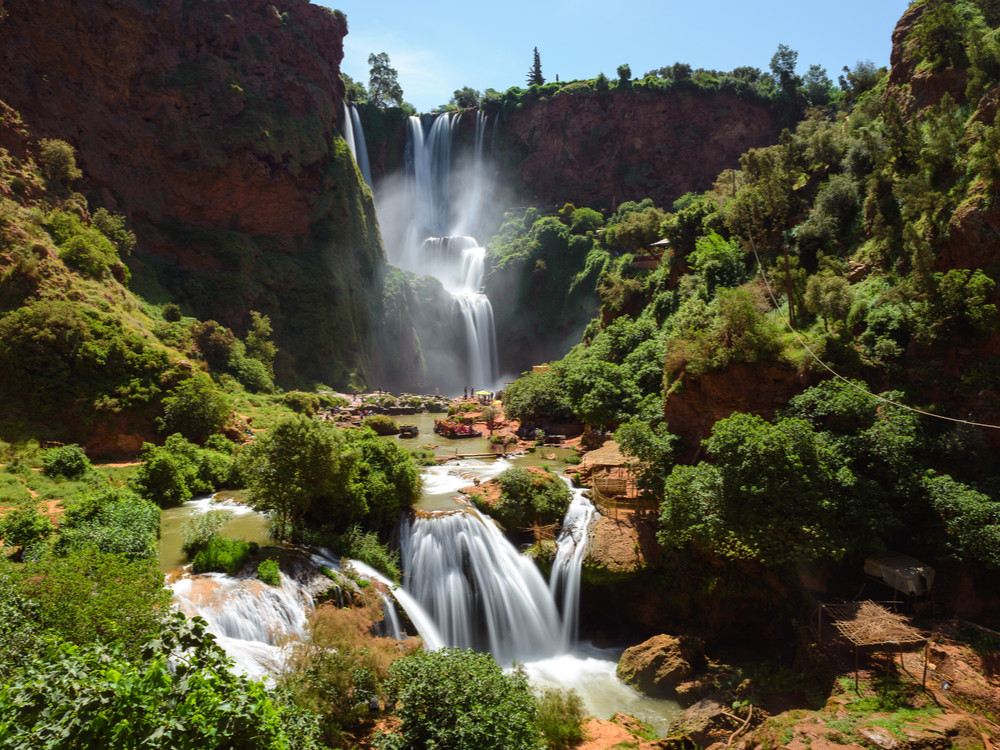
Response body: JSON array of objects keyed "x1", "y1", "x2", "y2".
[
  {"x1": 377, "y1": 111, "x2": 500, "y2": 393},
  {"x1": 342, "y1": 101, "x2": 372, "y2": 188}
]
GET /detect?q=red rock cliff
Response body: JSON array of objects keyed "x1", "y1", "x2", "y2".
[
  {"x1": 0, "y1": 0, "x2": 385, "y2": 386},
  {"x1": 498, "y1": 89, "x2": 784, "y2": 209}
]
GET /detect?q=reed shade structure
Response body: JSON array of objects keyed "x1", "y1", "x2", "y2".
[{"x1": 818, "y1": 600, "x2": 929, "y2": 691}]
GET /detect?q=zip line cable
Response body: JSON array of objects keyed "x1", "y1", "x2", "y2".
[{"x1": 745, "y1": 235, "x2": 1000, "y2": 430}]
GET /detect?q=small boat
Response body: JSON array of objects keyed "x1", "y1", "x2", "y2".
[{"x1": 399, "y1": 423, "x2": 419, "y2": 438}]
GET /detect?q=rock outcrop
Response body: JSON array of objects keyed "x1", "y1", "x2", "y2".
[{"x1": 617, "y1": 633, "x2": 705, "y2": 698}]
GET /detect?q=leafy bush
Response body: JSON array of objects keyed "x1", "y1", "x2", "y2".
[
  {"x1": 162, "y1": 302, "x2": 183, "y2": 322},
  {"x1": 38, "y1": 138, "x2": 82, "y2": 182},
  {"x1": 283, "y1": 390, "x2": 321, "y2": 416},
  {"x1": 0, "y1": 612, "x2": 308, "y2": 749},
  {"x1": 17, "y1": 547, "x2": 171, "y2": 655},
  {"x1": 191, "y1": 535, "x2": 252, "y2": 575},
  {"x1": 380, "y1": 648, "x2": 539, "y2": 750},
  {"x1": 157, "y1": 374, "x2": 231, "y2": 444},
  {"x1": 40, "y1": 443, "x2": 91, "y2": 479},
  {"x1": 336, "y1": 525, "x2": 401, "y2": 582},
  {"x1": 57, "y1": 487, "x2": 160, "y2": 561},
  {"x1": 362, "y1": 413, "x2": 399, "y2": 435},
  {"x1": 130, "y1": 433, "x2": 235, "y2": 508},
  {"x1": 181, "y1": 509, "x2": 233, "y2": 558},
  {"x1": 257, "y1": 557, "x2": 281, "y2": 586},
  {"x1": 494, "y1": 466, "x2": 572, "y2": 526},
  {"x1": 535, "y1": 687, "x2": 587, "y2": 749},
  {"x1": 0, "y1": 500, "x2": 54, "y2": 550}
]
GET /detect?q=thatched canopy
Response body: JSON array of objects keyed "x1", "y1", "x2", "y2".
[{"x1": 823, "y1": 600, "x2": 926, "y2": 648}]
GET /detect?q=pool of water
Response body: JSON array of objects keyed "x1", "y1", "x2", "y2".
[{"x1": 159, "y1": 492, "x2": 272, "y2": 573}]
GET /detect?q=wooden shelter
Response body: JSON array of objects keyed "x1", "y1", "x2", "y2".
[
  {"x1": 815, "y1": 600, "x2": 929, "y2": 691},
  {"x1": 577, "y1": 441, "x2": 655, "y2": 518}
]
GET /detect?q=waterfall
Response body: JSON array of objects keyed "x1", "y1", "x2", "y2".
[
  {"x1": 342, "y1": 101, "x2": 372, "y2": 189},
  {"x1": 385, "y1": 112, "x2": 499, "y2": 393},
  {"x1": 549, "y1": 483, "x2": 598, "y2": 647},
  {"x1": 171, "y1": 572, "x2": 311, "y2": 679},
  {"x1": 398, "y1": 490, "x2": 597, "y2": 666}
]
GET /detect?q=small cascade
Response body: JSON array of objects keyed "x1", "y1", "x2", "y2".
[
  {"x1": 401, "y1": 506, "x2": 564, "y2": 665},
  {"x1": 342, "y1": 101, "x2": 372, "y2": 189},
  {"x1": 398, "y1": 489, "x2": 597, "y2": 666},
  {"x1": 550, "y1": 483, "x2": 598, "y2": 647},
  {"x1": 171, "y1": 572, "x2": 311, "y2": 679}
]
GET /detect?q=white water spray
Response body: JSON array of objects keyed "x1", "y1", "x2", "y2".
[{"x1": 381, "y1": 112, "x2": 499, "y2": 392}]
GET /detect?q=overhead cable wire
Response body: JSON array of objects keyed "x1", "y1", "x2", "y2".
[{"x1": 745, "y1": 236, "x2": 1000, "y2": 430}]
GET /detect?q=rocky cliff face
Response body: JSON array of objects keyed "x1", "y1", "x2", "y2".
[
  {"x1": 0, "y1": 0, "x2": 384, "y2": 387},
  {"x1": 498, "y1": 89, "x2": 784, "y2": 210}
]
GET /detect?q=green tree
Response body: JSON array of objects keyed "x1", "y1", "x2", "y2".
[
  {"x1": 802, "y1": 64, "x2": 833, "y2": 106},
  {"x1": 382, "y1": 648, "x2": 539, "y2": 750},
  {"x1": 368, "y1": 52, "x2": 404, "y2": 108},
  {"x1": 769, "y1": 43, "x2": 800, "y2": 91},
  {"x1": 659, "y1": 413, "x2": 855, "y2": 566},
  {"x1": 238, "y1": 415, "x2": 359, "y2": 538},
  {"x1": 527, "y1": 46, "x2": 545, "y2": 86},
  {"x1": 244, "y1": 310, "x2": 277, "y2": 376},
  {"x1": 92, "y1": 207, "x2": 136, "y2": 256},
  {"x1": 342, "y1": 72, "x2": 368, "y2": 103},
  {"x1": 157, "y1": 374, "x2": 231, "y2": 444},
  {"x1": 450, "y1": 86, "x2": 481, "y2": 108},
  {"x1": 38, "y1": 138, "x2": 82, "y2": 182},
  {"x1": 616, "y1": 63, "x2": 632, "y2": 87}
]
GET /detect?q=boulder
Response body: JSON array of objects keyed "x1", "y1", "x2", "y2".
[
  {"x1": 616, "y1": 634, "x2": 704, "y2": 698},
  {"x1": 667, "y1": 698, "x2": 732, "y2": 747}
]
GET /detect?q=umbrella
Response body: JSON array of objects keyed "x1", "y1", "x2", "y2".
[{"x1": 475, "y1": 390, "x2": 490, "y2": 395}]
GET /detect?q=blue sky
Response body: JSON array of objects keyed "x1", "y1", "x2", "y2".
[{"x1": 320, "y1": 0, "x2": 912, "y2": 113}]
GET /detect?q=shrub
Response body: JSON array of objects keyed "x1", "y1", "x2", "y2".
[
  {"x1": 59, "y1": 234, "x2": 108, "y2": 277},
  {"x1": 0, "y1": 613, "x2": 307, "y2": 749},
  {"x1": 130, "y1": 434, "x2": 235, "y2": 508},
  {"x1": 157, "y1": 374, "x2": 231, "y2": 443},
  {"x1": 381, "y1": 648, "x2": 539, "y2": 750},
  {"x1": 162, "y1": 302, "x2": 182, "y2": 322},
  {"x1": 38, "y1": 138, "x2": 82, "y2": 182},
  {"x1": 362, "y1": 413, "x2": 399, "y2": 435},
  {"x1": 57, "y1": 487, "x2": 160, "y2": 562},
  {"x1": 257, "y1": 557, "x2": 281, "y2": 585},
  {"x1": 181, "y1": 509, "x2": 233, "y2": 558},
  {"x1": 41, "y1": 443, "x2": 91, "y2": 479},
  {"x1": 283, "y1": 390, "x2": 321, "y2": 416},
  {"x1": 0, "y1": 500, "x2": 54, "y2": 550},
  {"x1": 535, "y1": 687, "x2": 587, "y2": 749},
  {"x1": 336, "y1": 525, "x2": 401, "y2": 582},
  {"x1": 494, "y1": 466, "x2": 572, "y2": 526},
  {"x1": 17, "y1": 547, "x2": 171, "y2": 654},
  {"x1": 191, "y1": 535, "x2": 252, "y2": 575}
]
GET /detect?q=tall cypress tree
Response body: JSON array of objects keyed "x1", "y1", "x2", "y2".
[{"x1": 526, "y1": 47, "x2": 545, "y2": 86}]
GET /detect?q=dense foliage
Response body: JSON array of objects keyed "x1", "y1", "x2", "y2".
[
  {"x1": 491, "y1": 466, "x2": 573, "y2": 527},
  {"x1": 237, "y1": 416, "x2": 420, "y2": 540},
  {"x1": 0, "y1": 613, "x2": 309, "y2": 749},
  {"x1": 379, "y1": 648, "x2": 539, "y2": 750}
]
